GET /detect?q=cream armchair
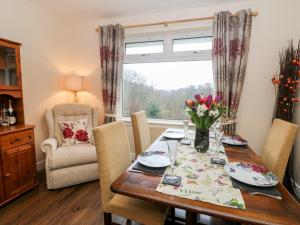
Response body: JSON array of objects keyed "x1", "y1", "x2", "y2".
[{"x1": 40, "y1": 104, "x2": 99, "y2": 189}]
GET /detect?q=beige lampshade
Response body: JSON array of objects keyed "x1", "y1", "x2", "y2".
[{"x1": 65, "y1": 75, "x2": 83, "y2": 92}]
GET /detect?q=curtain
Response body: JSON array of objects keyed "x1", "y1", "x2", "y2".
[
  {"x1": 212, "y1": 9, "x2": 252, "y2": 134},
  {"x1": 98, "y1": 24, "x2": 124, "y2": 124}
]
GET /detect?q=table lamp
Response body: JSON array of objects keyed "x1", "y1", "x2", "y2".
[{"x1": 65, "y1": 75, "x2": 83, "y2": 103}]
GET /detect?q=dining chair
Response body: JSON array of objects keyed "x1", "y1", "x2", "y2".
[
  {"x1": 131, "y1": 111, "x2": 152, "y2": 156},
  {"x1": 261, "y1": 118, "x2": 299, "y2": 183},
  {"x1": 93, "y1": 121, "x2": 169, "y2": 225}
]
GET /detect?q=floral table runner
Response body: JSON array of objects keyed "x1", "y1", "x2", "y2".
[{"x1": 156, "y1": 134, "x2": 246, "y2": 209}]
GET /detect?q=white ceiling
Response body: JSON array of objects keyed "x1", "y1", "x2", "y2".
[{"x1": 28, "y1": 0, "x2": 246, "y2": 20}]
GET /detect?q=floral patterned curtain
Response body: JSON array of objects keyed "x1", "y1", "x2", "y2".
[
  {"x1": 98, "y1": 24, "x2": 124, "y2": 123},
  {"x1": 212, "y1": 10, "x2": 252, "y2": 134}
]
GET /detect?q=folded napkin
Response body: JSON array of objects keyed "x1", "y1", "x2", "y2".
[
  {"x1": 223, "y1": 143, "x2": 249, "y2": 150},
  {"x1": 130, "y1": 161, "x2": 167, "y2": 176},
  {"x1": 231, "y1": 178, "x2": 282, "y2": 199}
]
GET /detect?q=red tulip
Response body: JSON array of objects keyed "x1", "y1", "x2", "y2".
[{"x1": 205, "y1": 95, "x2": 213, "y2": 109}]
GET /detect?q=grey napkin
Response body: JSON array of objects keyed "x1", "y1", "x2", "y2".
[
  {"x1": 231, "y1": 178, "x2": 282, "y2": 199},
  {"x1": 223, "y1": 143, "x2": 249, "y2": 150},
  {"x1": 131, "y1": 161, "x2": 166, "y2": 176}
]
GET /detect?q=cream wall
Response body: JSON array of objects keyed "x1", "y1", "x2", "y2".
[{"x1": 0, "y1": 0, "x2": 102, "y2": 169}]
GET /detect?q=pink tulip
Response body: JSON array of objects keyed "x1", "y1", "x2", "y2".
[
  {"x1": 194, "y1": 94, "x2": 201, "y2": 103},
  {"x1": 214, "y1": 95, "x2": 221, "y2": 103}
]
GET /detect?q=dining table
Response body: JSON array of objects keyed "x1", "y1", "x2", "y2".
[{"x1": 110, "y1": 128, "x2": 300, "y2": 225}]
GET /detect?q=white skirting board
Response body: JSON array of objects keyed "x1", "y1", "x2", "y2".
[
  {"x1": 130, "y1": 153, "x2": 136, "y2": 161},
  {"x1": 36, "y1": 160, "x2": 45, "y2": 171}
]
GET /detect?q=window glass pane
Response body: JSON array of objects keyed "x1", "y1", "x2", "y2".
[
  {"x1": 173, "y1": 37, "x2": 212, "y2": 52},
  {"x1": 123, "y1": 61, "x2": 214, "y2": 120},
  {"x1": 126, "y1": 41, "x2": 163, "y2": 55}
]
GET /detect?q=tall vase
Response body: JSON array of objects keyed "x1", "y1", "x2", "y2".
[{"x1": 194, "y1": 128, "x2": 209, "y2": 153}]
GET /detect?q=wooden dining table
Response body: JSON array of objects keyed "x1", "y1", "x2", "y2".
[{"x1": 111, "y1": 130, "x2": 300, "y2": 225}]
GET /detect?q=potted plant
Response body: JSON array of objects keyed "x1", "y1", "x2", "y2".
[{"x1": 185, "y1": 94, "x2": 225, "y2": 152}]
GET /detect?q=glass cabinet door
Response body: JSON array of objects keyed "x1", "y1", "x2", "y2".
[{"x1": 0, "y1": 45, "x2": 19, "y2": 89}]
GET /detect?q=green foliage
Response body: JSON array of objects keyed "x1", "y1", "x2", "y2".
[
  {"x1": 123, "y1": 69, "x2": 214, "y2": 120},
  {"x1": 146, "y1": 102, "x2": 161, "y2": 119}
]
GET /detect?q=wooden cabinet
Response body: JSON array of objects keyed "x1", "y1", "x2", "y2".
[
  {"x1": 0, "y1": 38, "x2": 37, "y2": 207},
  {"x1": 0, "y1": 163, "x2": 5, "y2": 203},
  {"x1": 0, "y1": 126, "x2": 37, "y2": 206},
  {"x1": 0, "y1": 38, "x2": 22, "y2": 91},
  {"x1": 1, "y1": 138, "x2": 36, "y2": 199}
]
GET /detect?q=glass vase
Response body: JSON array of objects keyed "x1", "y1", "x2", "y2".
[{"x1": 194, "y1": 128, "x2": 209, "y2": 153}]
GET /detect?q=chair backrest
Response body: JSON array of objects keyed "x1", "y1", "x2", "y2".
[
  {"x1": 92, "y1": 121, "x2": 131, "y2": 210},
  {"x1": 261, "y1": 118, "x2": 298, "y2": 183},
  {"x1": 131, "y1": 111, "x2": 152, "y2": 156},
  {"x1": 45, "y1": 103, "x2": 99, "y2": 146}
]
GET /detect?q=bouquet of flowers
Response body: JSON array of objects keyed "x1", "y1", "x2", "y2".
[{"x1": 185, "y1": 94, "x2": 225, "y2": 130}]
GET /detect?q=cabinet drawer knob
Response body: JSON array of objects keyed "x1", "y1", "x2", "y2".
[
  {"x1": 5, "y1": 172, "x2": 11, "y2": 177},
  {"x1": 28, "y1": 135, "x2": 32, "y2": 139},
  {"x1": 11, "y1": 138, "x2": 22, "y2": 144}
]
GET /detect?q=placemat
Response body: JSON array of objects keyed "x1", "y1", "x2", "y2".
[
  {"x1": 130, "y1": 161, "x2": 166, "y2": 176},
  {"x1": 231, "y1": 178, "x2": 282, "y2": 199}
]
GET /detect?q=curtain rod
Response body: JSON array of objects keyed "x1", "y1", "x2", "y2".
[{"x1": 95, "y1": 11, "x2": 258, "y2": 32}]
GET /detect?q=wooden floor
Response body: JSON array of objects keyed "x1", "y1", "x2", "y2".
[
  {"x1": 0, "y1": 180, "x2": 105, "y2": 225},
  {"x1": 0, "y1": 178, "x2": 230, "y2": 225}
]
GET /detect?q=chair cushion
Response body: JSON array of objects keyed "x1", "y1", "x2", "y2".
[
  {"x1": 58, "y1": 118, "x2": 92, "y2": 146},
  {"x1": 105, "y1": 194, "x2": 168, "y2": 225},
  {"x1": 52, "y1": 104, "x2": 94, "y2": 146},
  {"x1": 49, "y1": 144, "x2": 97, "y2": 170}
]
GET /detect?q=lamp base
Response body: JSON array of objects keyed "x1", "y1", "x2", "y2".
[{"x1": 73, "y1": 91, "x2": 79, "y2": 103}]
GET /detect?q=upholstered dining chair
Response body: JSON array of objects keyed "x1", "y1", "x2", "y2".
[
  {"x1": 131, "y1": 111, "x2": 152, "y2": 156},
  {"x1": 93, "y1": 121, "x2": 169, "y2": 225},
  {"x1": 261, "y1": 118, "x2": 299, "y2": 183}
]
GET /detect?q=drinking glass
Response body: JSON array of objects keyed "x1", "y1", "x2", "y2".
[
  {"x1": 167, "y1": 140, "x2": 179, "y2": 182},
  {"x1": 180, "y1": 120, "x2": 191, "y2": 145},
  {"x1": 215, "y1": 128, "x2": 224, "y2": 159},
  {"x1": 211, "y1": 122, "x2": 226, "y2": 165}
]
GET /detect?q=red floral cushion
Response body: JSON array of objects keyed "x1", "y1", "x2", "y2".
[{"x1": 58, "y1": 118, "x2": 92, "y2": 146}]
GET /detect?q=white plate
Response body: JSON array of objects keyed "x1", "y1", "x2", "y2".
[
  {"x1": 163, "y1": 131, "x2": 185, "y2": 139},
  {"x1": 222, "y1": 136, "x2": 248, "y2": 146},
  {"x1": 224, "y1": 162, "x2": 278, "y2": 187},
  {"x1": 138, "y1": 155, "x2": 170, "y2": 168}
]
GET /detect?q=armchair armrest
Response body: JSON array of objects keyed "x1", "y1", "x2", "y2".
[{"x1": 40, "y1": 138, "x2": 58, "y2": 154}]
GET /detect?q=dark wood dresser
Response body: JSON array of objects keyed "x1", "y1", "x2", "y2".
[{"x1": 0, "y1": 38, "x2": 38, "y2": 206}]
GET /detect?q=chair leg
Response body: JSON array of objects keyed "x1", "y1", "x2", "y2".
[
  {"x1": 186, "y1": 211, "x2": 197, "y2": 225},
  {"x1": 170, "y1": 207, "x2": 175, "y2": 224},
  {"x1": 104, "y1": 212, "x2": 112, "y2": 225}
]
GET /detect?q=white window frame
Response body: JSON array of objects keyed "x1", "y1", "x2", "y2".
[{"x1": 119, "y1": 27, "x2": 213, "y2": 123}]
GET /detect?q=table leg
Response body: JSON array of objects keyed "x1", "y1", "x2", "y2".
[{"x1": 186, "y1": 211, "x2": 197, "y2": 225}]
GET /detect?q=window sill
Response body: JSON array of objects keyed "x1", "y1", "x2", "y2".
[{"x1": 118, "y1": 117, "x2": 194, "y2": 128}]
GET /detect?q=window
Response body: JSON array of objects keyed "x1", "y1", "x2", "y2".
[
  {"x1": 125, "y1": 41, "x2": 164, "y2": 55},
  {"x1": 173, "y1": 37, "x2": 212, "y2": 52},
  {"x1": 122, "y1": 29, "x2": 213, "y2": 120}
]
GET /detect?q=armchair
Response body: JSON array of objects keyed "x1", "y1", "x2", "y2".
[{"x1": 41, "y1": 103, "x2": 99, "y2": 189}]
